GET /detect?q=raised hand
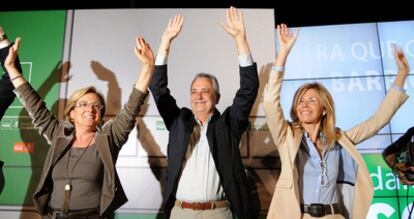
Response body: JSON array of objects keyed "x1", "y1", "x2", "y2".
[
  {"x1": 134, "y1": 36, "x2": 155, "y2": 66},
  {"x1": 391, "y1": 44, "x2": 409, "y2": 88},
  {"x1": 275, "y1": 24, "x2": 299, "y2": 67},
  {"x1": 221, "y1": 6, "x2": 251, "y2": 56},
  {"x1": 4, "y1": 37, "x2": 20, "y2": 69},
  {"x1": 392, "y1": 44, "x2": 409, "y2": 75},
  {"x1": 277, "y1": 24, "x2": 298, "y2": 55},
  {"x1": 221, "y1": 6, "x2": 245, "y2": 40},
  {"x1": 162, "y1": 14, "x2": 184, "y2": 43},
  {"x1": 158, "y1": 15, "x2": 184, "y2": 57},
  {"x1": 134, "y1": 36, "x2": 155, "y2": 92}
]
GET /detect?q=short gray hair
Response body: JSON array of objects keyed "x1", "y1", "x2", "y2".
[{"x1": 190, "y1": 73, "x2": 220, "y2": 97}]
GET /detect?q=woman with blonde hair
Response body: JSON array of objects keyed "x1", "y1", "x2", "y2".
[{"x1": 264, "y1": 24, "x2": 409, "y2": 219}]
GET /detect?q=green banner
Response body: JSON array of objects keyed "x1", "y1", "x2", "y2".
[
  {"x1": 0, "y1": 10, "x2": 66, "y2": 205},
  {"x1": 365, "y1": 154, "x2": 414, "y2": 218}
]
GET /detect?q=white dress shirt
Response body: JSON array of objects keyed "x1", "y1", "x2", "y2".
[{"x1": 175, "y1": 117, "x2": 225, "y2": 202}]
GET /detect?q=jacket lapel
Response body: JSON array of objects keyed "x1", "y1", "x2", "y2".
[
  {"x1": 206, "y1": 109, "x2": 220, "y2": 156},
  {"x1": 52, "y1": 134, "x2": 74, "y2": 166},
  {"x1": 337, "y1": 132, "x2": 370, "y2": 180},
  {"x1": 95, "y1": 134, "x2": 114, "y2": 175}
]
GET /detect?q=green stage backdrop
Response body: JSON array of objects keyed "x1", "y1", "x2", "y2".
[{"x1": 0, "y1": 10, "x2": 66, "y2": 207}]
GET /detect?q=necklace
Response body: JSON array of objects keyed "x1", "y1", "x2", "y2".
[{"x1": 62, "y1": 135, "x2": 94, "y2": 213}]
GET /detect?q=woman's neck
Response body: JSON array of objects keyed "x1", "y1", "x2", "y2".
[
  {"x1": 73, "y1": 130, "x2": 95, "y2": 147},
  {"x1": 302, "y1": 122, "x2": 321, "y2": 143}
]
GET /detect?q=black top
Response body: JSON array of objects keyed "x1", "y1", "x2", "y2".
[
  {"x1": 0, "y1": 43, "x2": 23, "y2": 194},
  {"x1": 0, "y1": 43, "x2": 22, "y2": 120}
]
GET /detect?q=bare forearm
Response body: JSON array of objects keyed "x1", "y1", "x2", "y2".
[
  {"x1": 275, "y1": 48, "x2": 291, "y2": 67},
  {"x1": 235, "y1": 35, "x2": 251, "y2": 56},
  {"x1": 135, "y1": 64, "x2": 155, "y2": 92},
  {"x1": 157, "y1": 37, "x2": 172, "y2": 57},
  {"x1": 393, "y1": 69, "x2": 408, "y2": 88},
  {"x1": 4, "y1": 65, "x2": 26, "y2": 88}
]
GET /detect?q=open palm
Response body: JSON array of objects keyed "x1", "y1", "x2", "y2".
[
  {"x1": 393, "y1": 44, "x2": 409, "y2": 75},
  {"x1": 277, "y1": 24, "x2": 298, "y2": 53},
  {"x1": 134, "y1": 36, "x2": 154, "y2": 65},
  {"x1": 162, "y1": 15, "x2": 183, "y2": 42},
  {"x1": 221, "y1": 6, "x2": 245, "y2": 39}
]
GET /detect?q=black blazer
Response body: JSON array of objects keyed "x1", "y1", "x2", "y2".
[
  {"x1": 149, "y1": 63, "x2": 259, "y2": 219},
  {"x1": 0, "y1": 43, "x2": 22, "y2": 194},
  {"x1": 0, "y1": 43, "x2": 22, "y2": 120}
]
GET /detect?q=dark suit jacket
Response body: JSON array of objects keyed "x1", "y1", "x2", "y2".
[
  {"x1": 14, "y1": 82, "x2": 147, "y2": 215},
  {"x1": 0, "y1": 43, "x2": 22, "y2": 120},
  {"x1": 149, "y1": 63, "x2": 259, "y2": 219},
  {"x1": 0, "y1": 43, "x2": 22, "y2": 194}
]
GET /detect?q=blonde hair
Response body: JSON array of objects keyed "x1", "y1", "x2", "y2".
[
  {"x1": 64, "y1": 86, "x2": 106, "y2": 124},
  {"x1": 290, "y1": 82, "x2": 337, "y2": 147}
]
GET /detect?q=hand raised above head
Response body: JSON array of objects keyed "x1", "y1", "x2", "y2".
[
  {"x1": 392, "y1": 44, "x2": 409, "y2": 76},
  {"x1": 274, "y1": 24, "x2": 298, "y2": 67},
  {"x1": 162, "y1": 14, "x2": 184, "y2": 42},
  {"x1": 221, "y1": 6, "x2": 245, "y2": 39},
  {"x1": 4, "y1": 37, "x2": 20, "y2": 68},
  {"x1": 391, "y1": 44, "x2": 409, "y2": 88},
  {"x1": 134, "y1": 36, "x2": 155, "y2": 66},
  {"x1": 277, "y1": 24, "x2": 299, "y2": 54}
]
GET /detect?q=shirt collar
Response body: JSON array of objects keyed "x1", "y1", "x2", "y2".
[{"x1": 195, "y1": 114, "x2": 213, "y2": 127}]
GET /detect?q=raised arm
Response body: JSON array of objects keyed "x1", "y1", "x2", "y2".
[
  {"x1": 104, "y1": 36, "x2": 155, "y2": 147},
  {"x1": 4, "y1": 37, "x2": 25, "y2": 88},
  {"x1": 0, "y1": 27, "x2": 23, "y2": 120},
  {"x1": 392, "y1": 44, "x2": 409, "y2": 88},
  {"x1": 263, "y1": 24, "x2": 298, "y2": 146},
  {"x1": 4, "y1": 37, "x2": 61, "y2": 144},
  {"x1": 157, "y1": 14, "x2": 183, "y2": 58},
  {"x1": 221, "y1": 6, "x2": 250, "y2": 56},
  {"x1": 346, "y1": 46, "x2": 409, "y2": 144},
  {"x1": 220, "y1": 7, "x2": 259, "y2": 133},
  {"x1": 134, "y1": 36, "x2": 155, "y2": 92},
  {"x1": 150, "y1": 15, "x2": 183, "y2": 130},
  {"x1": 274, "y1": 23, "x2": 299, "y2": 67}
]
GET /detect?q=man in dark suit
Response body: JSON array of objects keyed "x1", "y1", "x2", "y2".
[
  {"x1": 149, "y1": 7, "x2": 259, "y2": 219},
  {"x1": 0, "y1": 26, "x2": 23, "y2": 194}
]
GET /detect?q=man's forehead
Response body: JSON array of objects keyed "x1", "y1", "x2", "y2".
[{"x1": 191, "y1": 79, "x2": 212, "y2": 88}]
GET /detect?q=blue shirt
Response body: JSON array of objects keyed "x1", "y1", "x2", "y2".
[{"x1": 296, "y1": 132, "x2": 357, "y2": 204}]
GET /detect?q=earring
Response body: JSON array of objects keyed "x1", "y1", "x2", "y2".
[{"x1": 323, "y1": 111, "x2": 327, "y2": 116}]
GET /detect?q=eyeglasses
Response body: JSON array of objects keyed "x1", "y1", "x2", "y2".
[
  {"x1": 75, "y1": 101, "x2": 104, "y2": 110},
  {"x1": 298, "y1": 97, "x2": 319, "y2": 106},
  {"x1": 320, "y1": 160, "x2": 329, "y2": 187}
]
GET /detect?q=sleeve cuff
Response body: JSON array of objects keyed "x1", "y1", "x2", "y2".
[
  {"x1": 155, "y1": 54, "x2": 167, "y2": 66},
  {"x1": 238, "y1": 54, "x2": 253, "y2": 67},
  {"x1": 271, "y1": 66, "x2": 285, "y2": 72},
  {"x1": 391, "y1": 84, "x2": 406, "y2": 93}
]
